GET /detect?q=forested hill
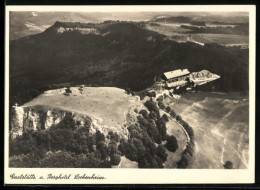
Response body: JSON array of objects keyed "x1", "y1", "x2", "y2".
[{"x1": 10, "y1": 21, "x2": 248, "y2": 104}]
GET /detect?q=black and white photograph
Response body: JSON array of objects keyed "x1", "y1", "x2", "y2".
[{"x1": 4, "y1": 5, "x2": 255, "y2": 184}]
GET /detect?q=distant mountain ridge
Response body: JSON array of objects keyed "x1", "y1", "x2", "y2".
[{"x1": 10, "y1": 21, "x2": 248, "y2": 105}]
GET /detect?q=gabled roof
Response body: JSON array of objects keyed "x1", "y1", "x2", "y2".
[{"x1": 164, "y1": 69, "x2": 190, "y2": 80}]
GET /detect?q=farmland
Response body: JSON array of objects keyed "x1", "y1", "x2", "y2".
[
  {"x1": 145, "y1": 21, "x2": 249, "y2": 48},
  {"x1": 192, "y1": 33, "x2": 248, "y2": 47}
]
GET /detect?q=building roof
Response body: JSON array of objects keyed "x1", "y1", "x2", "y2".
[{"x1": 163, "y1": 69, "x2": 190, "y2": 80}]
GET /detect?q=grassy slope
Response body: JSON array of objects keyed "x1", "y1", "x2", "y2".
[
  {"x1": 22, "y1": 87, "x2": 145, "y2": 137},
  {"x1": 163, "y1": 92, "x2": 249, "y2": 169}
]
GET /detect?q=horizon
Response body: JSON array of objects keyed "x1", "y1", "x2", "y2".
[{"x1": 10, "y1": 11, "x2": 249, "y2": 40}]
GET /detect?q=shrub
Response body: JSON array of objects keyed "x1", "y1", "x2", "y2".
[{"x1": 165, "y1": 135, "x2": 179, "y2": 153}]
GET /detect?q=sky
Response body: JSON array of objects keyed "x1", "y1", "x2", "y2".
[{"x1": 9, "y1": 11, "x2": 249, "y2": 40}]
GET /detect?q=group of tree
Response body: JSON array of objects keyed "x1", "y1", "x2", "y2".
[
  {"x1": 133, "y1": 90, "x2": 156, "y2": 100},
  {"x1": 144, "y1": 98, "x2": 160, "y2": 118},
  {"x1": 164, "y1": 105, "x2": 195, "y2": 168},
  {"x1": 118, "y1": 105, "x2": 171, "y2": 168},
  {"x1": 175, "y1": 114, "x2": 195, "y2": 168},
  {"x1": 9, "y1": 118, "x2": 123, "y2": 168},
  {"x1": 165, "y1": 135, "x2": 179, "y2": 152}
]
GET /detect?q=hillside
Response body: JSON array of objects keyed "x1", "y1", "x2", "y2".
[
  {"x1": 9, "y1": 86, "x2": 187, "y2": 168},
  {"x1": 10, "y1": 21, "x2": 248, "y2": 106},
  {"x1": 163, "y1": 92, "x2": 249, "y2": 168}
]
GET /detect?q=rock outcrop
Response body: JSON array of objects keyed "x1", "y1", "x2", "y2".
[{"x1": 10, "y1": 106, "x2": 92, "y2": 139}]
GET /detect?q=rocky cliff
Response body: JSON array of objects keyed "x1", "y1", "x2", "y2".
[
  {"x1": 10, "y1": 104, "x2": 132, "y2": 140},
  {"x1": 10, "y1": 106, "x2": 92, "y2": 139}
]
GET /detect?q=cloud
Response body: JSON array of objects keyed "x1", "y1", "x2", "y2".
[{"x1": 25, "y1": 22, "x2": 50, "y2": 32}]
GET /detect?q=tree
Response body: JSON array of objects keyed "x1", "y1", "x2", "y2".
[
  {"x1": 162, "y1": 114, "x2": 169, "y2": 122},
  {"x1": 177, "y1": 153, "x2": 190, "y2": 168},
  {"x1": 62, "y1": 112, "x2": 75, "y2": 129},
  {"x1": 176, "y1": 115, "x2": 182, "y2": 122},
  {"x1": 139, "y1": 109, "x2": 149, "y2": 119},
  {"x1": 147, "y1": 91, "x2": 156, "y2": 98},
  {"x1": 170, "y1": 110, "x2": 176, "y2": 118},
  {"x1": 124, "y1": 142, "x2": 138, "y2": 161},
  {"x1": 158, "y1": 101, "x2": 166, "y2": 110},
  {"x1": 165, "y1": 135, "x2": 179, "y2": 152},
  {"x1": 74, "y1": 153, "x2": 101, "y2": 168},
  {"x1": 108, "y1": 140, "x2": 119, "y2": 156},
  {"x1": 39, "y1": 151, "x2": 76, "y2": 168},
  {"x1": 131, "y1": 138, "x2": 146, "y2": 160},
  {"x1": 118, "y1": 143, "x2": 126, "y2": 156},
  {"x1": 125, "y1": 87, "x2": 131, "y2": 95},
  {"x1": 144, "y1": 99, "x2": 160, "y2": 118},
  {"x1": 109, "y1": 131, "x2": 120, "y2": 142},
  {"x1": 146, "y1": 120, "x2": 161, "y2": 144},
  {"x1": 166, "y1": 106, "x2": 171, "y2": 113},
  {"x1": 65, "y1": 87, "x2": 72, "y2": 95},
  {"x1": 138, "y1": 152, "x2": 159, "y2": 168},
  {"x1": 96, "y1": 130, "x2": 105, "y2": 143},
  {"x1": 156, "y1": 95, "x2": 164, "y2": 102},
  {"x1": 148, "y1": 111, "x2": 157, "y2": 120},
  {"x1": 96, "y1": 141, "x2": 108, "y2": 160},
  {"x1": 156, "y1": 117, "x2": 167, "y2": 141},
  {"x1": 224, "y1": 161, "x2": 233, "y2": 169},
  {"x1": 156, "y1": 144, "x2": 168, "y2": 162},
  {"x1": 110, "y1": 154, "x2": 121, "y2": 165}
]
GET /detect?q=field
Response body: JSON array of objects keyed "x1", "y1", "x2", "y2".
[
  {"x1": 146, "y1": 22, "x2": 249, "y2": 47},
  {"x1": 192, "y1": 33, "x2": 249, "y2": 46},
  {"x1": 22, "y1": 87, "x2": 145, "y2": 137},
  {"x1": 145, "y1": 22, "x2": 190, "y2": 42},
  {"x1": 163, "y1": 92, "x2": 249, "y2": 169}
]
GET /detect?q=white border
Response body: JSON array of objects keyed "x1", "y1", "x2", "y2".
[{"x1": 5, "y1": 5, "x2": 256, "y2": 184}]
